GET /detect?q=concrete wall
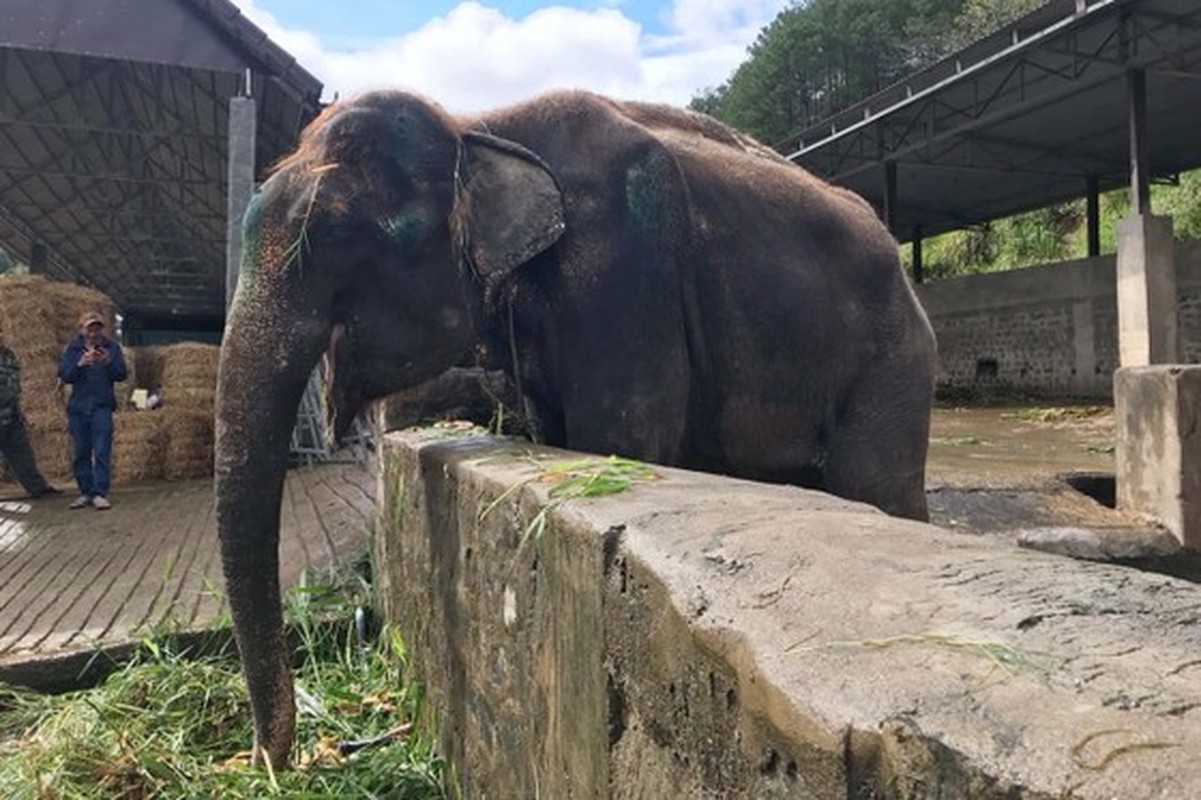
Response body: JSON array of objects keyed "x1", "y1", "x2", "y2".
[
  {"x1": 377, "y1": 429, "x2": 1201, "y2": 799},
  {"x1": 916, "y1": 240, "x2": 1201, "y2": 399}
]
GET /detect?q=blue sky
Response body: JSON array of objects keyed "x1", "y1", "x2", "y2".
[
  {"x1": 230, "y1": 1, "x2": 789, "y2": 111},
  {"x1": 248, "y1": 1, "x2": 671, "y2": 46}
]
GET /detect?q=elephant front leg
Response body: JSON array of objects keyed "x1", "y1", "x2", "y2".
[{"x1": 823, "y1": 366, "x2": 933, "y2": 522}]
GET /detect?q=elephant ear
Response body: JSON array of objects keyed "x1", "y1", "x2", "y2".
[{"x1": 452, "y1": 131, "x2": 566, "y2": 282}]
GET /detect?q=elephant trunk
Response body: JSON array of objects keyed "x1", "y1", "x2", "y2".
[{"x1": 215, "y1": 283, "x2": 329, "y2": 769}]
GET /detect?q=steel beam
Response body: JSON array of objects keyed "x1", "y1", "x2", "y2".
[{"x1": 226, "y1": 88, "x2": 257, "y2": 310}]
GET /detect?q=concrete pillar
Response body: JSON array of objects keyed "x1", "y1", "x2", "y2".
[
  {"x1": 226, "y1": 94, "x2": 257, "y2": 311},
  {"x1": 1116, "y1": 213, "x2": 1176, "y2": 366},
  {"x1": 1115, "y1": 366, "x2": 1201, "y2": 550}
]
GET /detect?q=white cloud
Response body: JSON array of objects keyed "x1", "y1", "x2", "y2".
[
  {"x1": 229, "y1": 0, "x2": 787, "y2": 112},
  {"x1": 667, "y1": 0, "x2": 784, "y2": 41}
]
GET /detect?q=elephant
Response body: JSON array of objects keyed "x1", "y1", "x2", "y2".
[{"x1": 215, "y1": 88, "x2": 936, "y2": 767}]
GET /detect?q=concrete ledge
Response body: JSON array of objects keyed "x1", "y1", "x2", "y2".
[
  {"x1": 377, "y1": 430, "x2": 1201, "y2": 798},
  {"x1": 1116, "y1": 365, "x2": 1201, "y2": 550}
]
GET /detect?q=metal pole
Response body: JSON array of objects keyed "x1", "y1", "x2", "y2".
[
  {"x1": 1086, "y1": 175, "x2": 1100, "y2": 257},
  {"x1": 912, "y1": 226, "x2": 924, "y2": 284},
  {"x1": 883, "y1": 160, "x2": 899, "y2": 236}
]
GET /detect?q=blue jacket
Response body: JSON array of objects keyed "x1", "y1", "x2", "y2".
[{"x1": 58, "y1": 334, "x2": 128, "y2": 413}]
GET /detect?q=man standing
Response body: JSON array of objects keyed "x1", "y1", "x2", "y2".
[
  {"x1": 0, "y1": 331, "x2": 60, "y2": 499},
  {"x1": 58, "y1": 311, "x2": 127, "y2": 510}
]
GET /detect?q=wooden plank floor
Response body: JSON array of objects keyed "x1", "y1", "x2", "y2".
[{"x1": 0, "y1": 460, "x2": 375, "y2": 668}]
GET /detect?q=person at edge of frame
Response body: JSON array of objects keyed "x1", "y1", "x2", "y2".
[{"x1": 0, "y1": 329, "x2": 62, "y2": 500}]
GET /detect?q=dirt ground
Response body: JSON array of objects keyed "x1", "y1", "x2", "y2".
[
  {"x1": 926, "y1": 404, "x2": 1122, "y2": 533},
  {"x1": 927, "y1": 405, "x2": 1115, "y2": 490},
  {"x1": 925, "y1": 404, "x2": 1201, "y2": 580}
]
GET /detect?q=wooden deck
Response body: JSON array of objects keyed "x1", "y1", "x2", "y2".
[{"x1": 0, "y1": 460, "x2": 375, "y2": 677}]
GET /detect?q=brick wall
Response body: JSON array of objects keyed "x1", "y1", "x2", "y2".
[{"x1": 915, "y1": 240, "x2": 1201, "y2": 400}]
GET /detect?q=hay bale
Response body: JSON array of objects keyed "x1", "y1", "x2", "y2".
[
  {"x1": 111, "y1": 411, "x2": 166, "y2": 484},
  {"x1": 24, "y1": 408, "x2": 72, "y2": 481},
  {"x1": 163, "y1": 408, "x2": 214, "y2": 480},
  {"x1": 40, "y1": 280, "x2": 118, "y2": 346},
  {"x1": 0, "y1": 274, "x2": 124, "y2": 419},
  {"x1": 0, "y1": 275, "x2": 59, "y2": 351},
  {"x1": 159, "y1": 343, "x2": 219, "y2": 411},
  {"x1": 0, "y1": 273, "x2": 117, "y2": 350},
  {"x1": 117, "y1": 347, "x2": 137, "y2": 410},
  {"x1": 16, "y1": 345, "x2": 66, "y2": 418},
  {"x1": 129, "y1": 345, "x2": 165, "y2": 390},
  {"x1": 0, "y1": 277, "x2": 63, "y2": 418},
  {"x1": 151, "y1": 344, "x2": 219, "y2": 478}
]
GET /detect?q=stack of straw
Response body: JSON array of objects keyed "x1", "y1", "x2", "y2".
[
  {"x1": 111, "y1": 411, "x2": 166, "y2": 484},
  {"x1": 127, "y1": 341, "x2": 220, "y2": 480},
  {"x1": 0, "y1": 274, "x2": 221, "y2": 486},
  {"x1": 0, "y1": 275, "x2": 119, "y2": 482},
  {"x1": 162, "y1": 408, "x2": 214, "y2": 480},
  {"x1": 158, "y1": 343, "x2": 219, "y2": 411}
]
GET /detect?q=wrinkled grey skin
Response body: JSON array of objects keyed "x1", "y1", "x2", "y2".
[{"x1": 215, "y1": 89, "x2": 936, "y2": 767}]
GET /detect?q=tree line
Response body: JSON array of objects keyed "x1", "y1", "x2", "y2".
[
  {"x1": 690, "y1": 0, "x2": 1201, "y2": 280},
  {"x1": 689, "y1": 0, "x2": 1044, "y2": 152}
]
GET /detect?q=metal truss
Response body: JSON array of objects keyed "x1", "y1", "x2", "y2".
[
  {"x1": 788, "y1": 0, "x2": 1201, "y2": 185},
  {"x1": 0, "y1": 45, "x2": 240, "y2": 316}
]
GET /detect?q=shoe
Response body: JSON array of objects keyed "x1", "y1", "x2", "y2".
[
  {"x1": 29, "y1": 486, "x2": 63, "y2": 499},
  {"x1": 69, "y1": 495, "x2": 92, "y2": 509},
  {"x1": 92, "y1": 496, "x2": 112, "y2": 511}
]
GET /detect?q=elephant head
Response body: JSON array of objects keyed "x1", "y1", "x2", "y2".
[{"x1": 215, "y1": 91, "x2": 565, "y2": 767}]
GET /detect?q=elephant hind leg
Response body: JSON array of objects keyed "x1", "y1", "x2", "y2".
[{"x1": 822, "y1": 377, "x2": 932, "y2": 522}]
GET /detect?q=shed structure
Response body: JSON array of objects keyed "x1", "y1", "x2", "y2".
[
  {"x1": 791, "y1": 0, "x2": 1201, "y2": 549},
  {"x1": 0, "y1": 0, "x2": 323, "y2": 333},
  {"x1": 789, "y1": 0, "x2": 1201, "y2": 268}
]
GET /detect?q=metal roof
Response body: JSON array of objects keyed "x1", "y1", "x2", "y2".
[
  {"x1": 788, "y1": 0, "x2": 1201, "y2": 243},
  {"x1": 0, "y1": 0, "x2": 322, "y2": 325}
]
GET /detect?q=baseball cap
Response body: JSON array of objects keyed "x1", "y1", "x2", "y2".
[{"x1": 79, "y1": 311, "x2": 105, "y2": 328}]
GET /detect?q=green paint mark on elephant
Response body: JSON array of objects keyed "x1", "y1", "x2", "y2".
[
  {"x1": 625, "y1": 164, "x2": 667, "y2": 234},
  {"x1": 235, "y1": 189, "x2": 268, "y2": 294},
  {"x1": 384, "y1": 212, "x2": 424, "y2": 252},
  {"x1": 241, "y1": 189, "x2": 266, "y2": 263}
]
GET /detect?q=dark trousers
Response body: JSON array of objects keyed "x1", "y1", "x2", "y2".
[
  {"x1": 68, "y1": 406, "x2": 113, "y2": 498},
  {"x1": 0, "y1": 414, "x2": 51, "y2": 495}
]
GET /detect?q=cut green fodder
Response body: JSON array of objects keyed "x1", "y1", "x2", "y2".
[
  {"x1": 481, "y1": 455, "x2": 657, "y2": 550},
  {"x1": 281, "y1": 164, "x2": 336, "y2": 277},
  {"x1": 410, "y1": 419, "x2": 491, "y2": 442},
  {"x1": 1007, "y1": 406, "x2": 1109, "y2": 424},
  {"x1": 0, "y1": 575, "x2": 443, "y2": 799},
  {"x1": 929, "y1": 435, "x2": 987, "y2": 447},
  {"x1": 791, "y1": 632, "x2": 1052, "y2": 675}
]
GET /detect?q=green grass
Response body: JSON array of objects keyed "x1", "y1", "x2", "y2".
[
  {"x1": 480, "y1": 455, "x2": 658, "y2": 551},
  {"x1": 929, "y1": 435, "x2": 986, "y2": 447},
  {"x1": 0, "y1": 561, "x2": 444, "y2": 799},
  {"x1": 1006, "y1": 406, "x2": 1109, "y2": 423},
  {"x1": 792, "y1": 632, "x2": 1053, "y2": 675}
]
